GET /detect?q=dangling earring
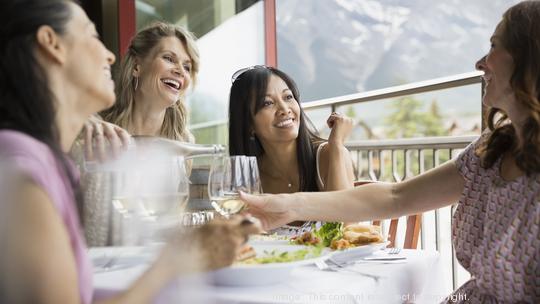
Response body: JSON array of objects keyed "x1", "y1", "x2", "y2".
[{"x1": 133, "y1": 77, "x2": 139, "y2": 91}]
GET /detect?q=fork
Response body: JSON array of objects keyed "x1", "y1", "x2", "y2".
[
  {"x1": 315, "y1": 258, "x2": 382, "y2": 282},
  {"x1": 387, "y1": 247, "x2": 401, "y2": 254}
]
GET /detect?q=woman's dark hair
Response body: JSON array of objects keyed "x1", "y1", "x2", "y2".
[
  {"x1": 228, "y1": 67, "x2": 323, "y2": 191},
  {"x1": 477, "y1": 0, "x2": 540, "y2": 175},
  {"x1": 0, "y1": 0, "x2": 84, "y2": 216}
]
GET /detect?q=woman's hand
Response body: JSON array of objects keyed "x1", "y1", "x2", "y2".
[
  {"x1": 83, "y1": 115, "x2": 131, "y2": 162},
  {"x1": 326, "y1": 112, "x2": 354, "y2": 146},
  {"x1": 164, "y1": 215, "x2": 263, "y2": 273},
  {"x1": 239, "y1": 192, "x2": 296, "y2": 231}
]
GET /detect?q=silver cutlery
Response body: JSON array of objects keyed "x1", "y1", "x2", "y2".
[
  {"x1": 362, "y1": 256, "x2": 405, "y2": 261},
  {"x1": 355, "y1": 259, "x2": 407, "y2": 264},
  {"x1": 358, "y1": 247, "x2": 405, "y2": 261},
  {"x1": 315, "y1": 258, "x2": 383, "y2": 282},
  {"x1": 387, "y1": 247, "x2": 401, "y2": 254}
]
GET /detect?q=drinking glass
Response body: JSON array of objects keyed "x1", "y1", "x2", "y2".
[
  {"x1": 112, "y1": 155, "x2": 189, "y2": 217},
  {"x1": 108, "y1": 153, "x2": 190, "y2": 243},
  {"x1": 208, "y1": 155, "x2": 260, "y2": 217},
  {"x1": 247, "y1": 156, "x2": 263, "y2": 194}
]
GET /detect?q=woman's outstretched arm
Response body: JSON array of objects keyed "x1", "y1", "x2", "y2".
[{"x1": 241, "y1": 161, "x2": 465, "y2": 230}]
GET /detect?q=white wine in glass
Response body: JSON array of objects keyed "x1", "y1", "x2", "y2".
[
  {"x1": 111, "y1": 192, "x2": 189, "y2": 218},
  {"x1": 208, "y1": 155, "x2": 256, "y2": 216},
  {"x1": 110, "y1": 155, "x2": 190, "y2": 223}
]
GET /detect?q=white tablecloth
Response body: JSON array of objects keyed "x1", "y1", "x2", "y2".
[{"x1": 91, "y1": 247, "x2": 450, "y2": 304}]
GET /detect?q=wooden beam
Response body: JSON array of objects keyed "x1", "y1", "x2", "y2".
[
  {"x1": 118, "y1": 0, "x2": 136, "y2": 58},
  {"x1": 264, "y1": 0, "x2": 277, "y2": 67}
]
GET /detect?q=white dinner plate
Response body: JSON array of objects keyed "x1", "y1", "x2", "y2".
[
  {"x1": 211, "y1": 241, "x2": 330, "y2": 286},
  {"x1": 330, "y1": 241, "x2": 389, "y2": 264}
]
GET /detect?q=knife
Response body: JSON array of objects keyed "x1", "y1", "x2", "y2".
[{"x1": 362, "y1": 256, "x2": 406, "y2": 261}]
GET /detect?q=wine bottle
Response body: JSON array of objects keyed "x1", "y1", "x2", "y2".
[{"x1": 131, "y1": 135, "x2": 225, "y2": 159}]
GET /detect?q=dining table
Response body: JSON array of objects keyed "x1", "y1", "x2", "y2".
[{"x1": 91, "y1": 245, "x2": 450, "y2": 304}]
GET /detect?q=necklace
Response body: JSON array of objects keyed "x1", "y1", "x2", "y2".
[
  {"x1": 260, "y1": 167, "x2": 295, "y2": 190},
  {"x1": 260, "y1": 156, "x2": 297, "y2": 191}
]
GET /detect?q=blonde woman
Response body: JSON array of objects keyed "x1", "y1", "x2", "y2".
[
  {"x1": 81, "y1": 22, "x2": 199, "y2": 162},
  {"x1": 100, "y1": 21, "x2": 198, "y2": 141},
  {"x1": 81, "y1": 22, "x2": 201, "y2": 245}
]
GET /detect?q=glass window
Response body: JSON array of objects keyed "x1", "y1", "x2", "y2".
[
  {"x1": 136, "y1": 0, "x2": 258, "y2": 37},
  {"x1": 135, "y1": 0, "x2": 264, "y2": 144},
  {"x1": 276, "y1": 0, "x2": 519, "y2": 101},
  {"x1": 277, "y1": 0, "x2": 519, "y2": 139}
]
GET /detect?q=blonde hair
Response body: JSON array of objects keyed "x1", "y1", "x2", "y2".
[{"x1": 101, "y1": 22, "x2": 199, "y2": 142}]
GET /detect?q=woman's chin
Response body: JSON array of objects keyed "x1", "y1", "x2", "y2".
[
  {"x1": 102, "y1": 96, "x2": 116, "y2": 110},
  {"x1": 481, "y1": 94, "x2": 494, "y2": 108}
]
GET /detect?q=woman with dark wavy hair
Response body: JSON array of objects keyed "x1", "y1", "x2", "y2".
[
  {"x1": 0, "y1": 1, "x2": 259, "y2": 303},
  {"x1": 240, "y1": 1, "x2": 540, "y2": 302}
]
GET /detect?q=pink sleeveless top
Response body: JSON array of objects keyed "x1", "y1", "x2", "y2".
[
  {"x1": 0, "y1": 130, "x2": 92, "y2": 304},
  {"x1": 445, "y1": 133, "x2": 540, "y2": 303}
]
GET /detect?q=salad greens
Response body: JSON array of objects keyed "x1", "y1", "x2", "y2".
[
  {"x1": 242, "y1": 246, "x2": 323, "y2": 264},
  {"x1": 313, "y1": 222, "x2": 343, "y2": 247}
]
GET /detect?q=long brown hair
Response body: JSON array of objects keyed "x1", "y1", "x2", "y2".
[
  {"x1": 477, "y1": 0, "x2": 540, "y2": 175},
  {"x1": 101, "y1": 22, "x2": 199, "y2": 142}
]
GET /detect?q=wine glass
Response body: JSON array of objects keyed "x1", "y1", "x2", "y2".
[
  {"x1": 109, "y1": 152, "x2": 190, "y2": 243},
  {"x1": 247, "y1": 156, "x2": 263, "y2": 194},
  {"x1": 208, "y1": 155, "x2": 259, "y2": 217}
]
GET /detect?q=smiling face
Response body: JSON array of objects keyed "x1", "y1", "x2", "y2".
[
  {"x1": 252, "y1": 74, "x2": 301, "y2": 145},
  {"x1": 134, "y1": 36, "x2": 192, "y2": 108},
  {"x1": 476, "y1": 22, "x2": 515, "y2": 111},
  {"x1": 63, "y1": 3, "x2": 116, "y2": 112}
]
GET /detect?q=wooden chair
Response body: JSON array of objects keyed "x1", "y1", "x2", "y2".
[{"x1": 354, "y1": 180, "x2": 421, "y2": 249}]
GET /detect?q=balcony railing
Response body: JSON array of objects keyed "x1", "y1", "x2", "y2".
[
  {"x1": 347, "y1": 135, "x2": 476, "y2": 291},
  {"x1": 190, "y1": 70, "x2": 483, "y2": 132},
  {"x1": 190, "y1": 70, "x2": 484, "y2": 290}
]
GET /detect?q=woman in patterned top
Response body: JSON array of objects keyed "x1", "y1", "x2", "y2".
[{"x1": 239, "y1": 1, "x2": 540, "y2": 302}]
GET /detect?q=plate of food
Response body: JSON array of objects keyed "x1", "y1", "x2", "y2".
[
  {"x1": 290, "y1": 222, "x2": 389, "y2": 263},
  {"x1": 211, "y1": 241, "x2": 329, "y2": 286}
]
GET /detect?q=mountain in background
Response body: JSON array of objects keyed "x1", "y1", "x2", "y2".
[
  {"x1": 275, "y1": 0, "x2": 518, "y2": 136},
  {"x1": 277, "y1": 0, "x2": 515, "y2": 100}
]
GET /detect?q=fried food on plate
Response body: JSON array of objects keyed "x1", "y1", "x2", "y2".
[
  {"x1": 291, "y1": 231, "x2": 321, "y2": 246},
  {"x1": 288, "y1": 222, "x2": 384, "y2": 250},
  {"x1": 330, "y1": 223, "x2": 384, "y2": 250},
  {"x1": 342, "y1": 223, "x2": 383, "y2": 244}
]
